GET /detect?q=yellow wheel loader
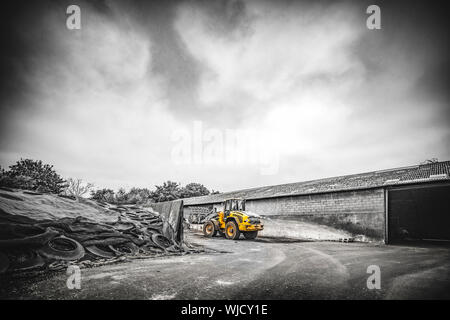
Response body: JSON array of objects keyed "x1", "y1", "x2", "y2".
[{"x1": 202, "y1": 198, "x2": 263, "y2": 240}]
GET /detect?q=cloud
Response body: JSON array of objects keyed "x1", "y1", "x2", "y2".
[
  {"x1": 0, "y1": 1, "x2": 182, "y2": 189},
  {"x1": 0, "y1": 0, "x2": 448, "y2": 192},
  {"x1": 172, "y1": 0, "x2": 449, "y2": 187},
  {"x1": 174, "y1": 1, "x2": 362, "y2": 164},
  {"x1": 176, "y1": 1, "x2": 361, "y2": 103}
]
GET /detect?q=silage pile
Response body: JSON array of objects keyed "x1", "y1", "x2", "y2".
[{"x1": 0, "y1": 188, "x2": 200, "y2": 275}]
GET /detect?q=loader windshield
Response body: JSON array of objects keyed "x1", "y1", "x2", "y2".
[
  {"x1": 224, "y1": 199, "x2": 246, "y2": 212},
  {"x1": 230, "y1": 199, "x2": 245, "y2": 211}
]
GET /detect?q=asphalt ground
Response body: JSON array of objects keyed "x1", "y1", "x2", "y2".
[{"x1": 1, "y1": 230, "x2": 449, "y2": 299}]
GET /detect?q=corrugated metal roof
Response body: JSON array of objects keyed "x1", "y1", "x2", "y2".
[{"x1": 184, "y1": 161, "x2": 450, "y2": 206}]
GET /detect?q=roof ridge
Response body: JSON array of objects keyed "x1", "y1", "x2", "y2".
[
  {"x1": 211, "y1": 160, "x2": 450, "y2": 196},
  {"x1": 184, "y1": 160, "x2": 450, "y2": 205}
]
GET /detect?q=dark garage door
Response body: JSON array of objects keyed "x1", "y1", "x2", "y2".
[{"x1": 388, "y1": 184, "x2": 450, "y2": 243}]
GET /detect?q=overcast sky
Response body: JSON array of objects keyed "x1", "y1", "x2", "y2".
[{"x1": 0, "y1": 0, "x2": 448, "y2": 192}]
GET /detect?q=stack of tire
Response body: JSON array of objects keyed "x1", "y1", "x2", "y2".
[{"x1": 0, "y1": 206, "x2": 187, "y2": 275}]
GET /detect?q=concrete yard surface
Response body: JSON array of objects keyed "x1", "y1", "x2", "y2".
[{"x1": 1, "y1": 230, "x2": 449, "y2": 300}]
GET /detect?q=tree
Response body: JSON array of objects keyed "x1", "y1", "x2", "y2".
[
  {"x1": 88, "y1": 182, "x2": 216, "y2": 204},
  {"x1": 63, "y1": 178, "x2": 94, "y2": 200},
  {"x1": 180, "y1": 183, "x2": 210, "y2": 198},
  {"x1": 90, "y1": 188, "x2": 115, "y2": 203},
  {"x1": 125, "y1": 187, "x2": 152, "y2": 204},
  {"x1": 0, "y1": 159, "x2": 66, "y2": 193},
  {"x1": 151, "y1": 181, "x2": 181, "y2": 202}
]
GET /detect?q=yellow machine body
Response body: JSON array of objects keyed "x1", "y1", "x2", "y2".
[{"x1": 202, "y1": 198, "x2": 263, "y2": 240}]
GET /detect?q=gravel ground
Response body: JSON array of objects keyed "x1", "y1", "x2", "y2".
[{"x1": 1, "y1": 230, "x2": 449, "y2": 299}]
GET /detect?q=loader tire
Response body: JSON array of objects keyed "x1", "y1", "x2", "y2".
[
  {"x1": 203, "y1": 221, "x2": 217, "y2": 237},
  {"x1": 243, "y1": 231, "x2": 258, "y2": 240},
  {"x1": 225, "y1": 221, "x2": 240, "y2": 240}
]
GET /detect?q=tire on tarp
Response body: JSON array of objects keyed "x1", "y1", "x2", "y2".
[
  {"x1": 108, "y1": 242, "x2": 138, "y2": 255},
  {"x1": 151, "y1": 233, "x2": 172, "y2": 249},
  {"x1": 38, "y1": 236, "x2": 85, "y2": 261},
  {"x1": 85, "y1": 245, "x2": 116, "y2": 258},
  {"x1": 109, "y1": 221, "x2": 135, "y2": 232},
  {"x1": 139, "y1": 243, "x2": 164, "y2": 254}
]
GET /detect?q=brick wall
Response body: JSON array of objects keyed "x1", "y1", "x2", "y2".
[
  {"x1": 183, "y1": 205, "x2": 212, "y2": 217},
  {"x1": 245, "y1": 188, "x2": 386, "y2": 239}
]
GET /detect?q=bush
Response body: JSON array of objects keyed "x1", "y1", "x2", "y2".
[
  {"x1": 63, "y1": 178, "x2": 94, "y2": 199},
  {"x1": 0, "y1": 159, "x2": 66, "y2": 193},
  {"x1": 123, "y1": 187, "x2": 152, "y2": 204}
]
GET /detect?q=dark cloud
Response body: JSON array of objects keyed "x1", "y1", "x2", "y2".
[
  {"x1": 0, "y1": 0, "x2": 448, "y2": 191},
  {"x1": 195, "y1": 0, "x2": 250, "y2": 37},
  {"x1": 138, "y1": 1, "x2": 203, "y2": 118}
]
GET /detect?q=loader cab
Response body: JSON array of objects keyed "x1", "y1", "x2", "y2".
[{"x1": 223, "y1": 198, "x2": 245, "y2": 218}]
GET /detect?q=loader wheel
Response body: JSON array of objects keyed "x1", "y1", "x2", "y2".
[
  {"x1": 225, "y1": 221, "x2": 240, "y2": 240},
  {"x1": 203, "y1": 221, "x2": 217, "y2": 237},
  {"x1": 243, "y1": 231, "x2": 258, "y2": 240}
]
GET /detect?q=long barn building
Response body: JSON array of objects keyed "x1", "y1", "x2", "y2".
[{"x1": 184, "y1": 161, "x2": 450, "y2": 243}]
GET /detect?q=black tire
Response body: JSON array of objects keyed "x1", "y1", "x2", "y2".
[
  {"x1": 112, "y1": 221, "x2": 135, "y2": 232},
  {"x1": 225, "y1": 221, "x2": 240, "y2": 240},
  {"x1": 108, "y1": 242, "x2": 138, "y2": 255},
  {"x1": 243, "y1": 231, "x2": 258, "y2": 240},
  {"x1": 38, "y1": 236, "x2": 85, "y2": 261},
  {"x1": 151, "y1": 233, "x2": 172, "y2": 249},
  {"x1": 203, "y1": 221, "x2": 217, "y2": 237},
  {"x1": 86, "y1": 245, "x2": 116, "y2": 258}
]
